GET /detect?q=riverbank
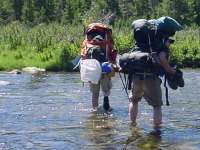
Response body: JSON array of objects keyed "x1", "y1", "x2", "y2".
[{"x1": 0, "y1": 22, "x2": 199, "y2": 71}]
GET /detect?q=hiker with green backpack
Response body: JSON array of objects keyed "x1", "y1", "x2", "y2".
[{"x1": 119, "y1": 16, "x2": 184, "y2": 131}]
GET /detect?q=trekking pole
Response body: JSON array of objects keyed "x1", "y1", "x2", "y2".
[
  {"x1": 164, "y1": 75, "x2": 169, "y2": 106},
  {"x1": 105, "y1": 33, "x2": 109, "y2": 61},
  {"x1": 119, "y1": 72, "x2": 130, "y2": 101}
]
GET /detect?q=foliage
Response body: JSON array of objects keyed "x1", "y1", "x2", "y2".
[
  {"x1": 0, "y1": 0, "x2": 200, "y2": 25},
  {"x1": 0, "y1": 22, "x2": 199, "y2": 71},
  {"x1": 0, "y1": 1, "x2": 200, "y2": 70}
]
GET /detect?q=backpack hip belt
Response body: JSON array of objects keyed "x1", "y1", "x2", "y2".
[{"x1": 134, "y1": 72, "x2": 156, "y2": 80}]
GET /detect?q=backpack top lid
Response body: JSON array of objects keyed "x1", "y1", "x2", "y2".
[
  {"x1": 155, "y1": 16, "x2": 183, "y2": 33},
  {"x1": 131, "y1": 19, "x2": 157, "y2": 51},
  {"x1": 92, "y1": 35, "x2": 104, "y2": 41},
  {"x1": 85, "y1": 23, "x2": 112, "y2": 35},
  {"x1": 81, "y1": 23, "x2": 116, "y2": 62},
  {"x1": 131, "y1": 19, "x2": 152, "y2": 33}
]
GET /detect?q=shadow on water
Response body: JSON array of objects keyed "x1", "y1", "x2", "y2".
[{"x1": 124, "y1": 127, "x2": 162, "y2": 150}]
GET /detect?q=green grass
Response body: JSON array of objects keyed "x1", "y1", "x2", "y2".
[
  {"x1": 0, "y1": 22, "x2": 199, "y2": 71},
  {"x1": 171, "y1": 28, "x2": 200, "y2": 67},
  {"x1": 0, "y1": 22, "x2": 82, "y2": 71}
]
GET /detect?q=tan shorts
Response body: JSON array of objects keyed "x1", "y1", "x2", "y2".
[
  {"x1": 129, "y1": 75, "x2": 163, "y2": 106},
  {"x1": 89, "y1": 74, "x2": 112, "y2": 96}
]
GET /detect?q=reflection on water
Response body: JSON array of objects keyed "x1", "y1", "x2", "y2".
[
  {"x1": 0, "y1": 70, "x2": 199, "y2": 150},
  {"x1": 83, "y1": 110, "x2": 163, "y2": 150},
  {"x1": 83, "y1": 112, "x2": 118, "y2": 150},
  {"x1": 125, "y1": 127, "x2": 162, "y2": 150}
]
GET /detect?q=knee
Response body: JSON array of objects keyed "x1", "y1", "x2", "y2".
[
  {"x1": 153, "y1": 106, "x2": 162, "y2": 125},
  {"x1": 153, "y1": 106, "x2": 162, "y2": 112},
  {"x1": 92, "y1": 93, "x2": 99, "y2": 99},
  {"x1": 129, "y1": 101, "x2": 138, "y2": 109},
  {"x1": 130, "y1": 97, "x2": 140, "y2": 105}
]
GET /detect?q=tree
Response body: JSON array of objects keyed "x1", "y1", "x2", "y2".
[
  {"x1": 83, "y1": 0, "x2": 91, "y2": 11},
  {"x1": 193, "y1": 0, "x2": 200, "y2": 25},
  {"x1": 44, "y1": 0, "x2": 56, "y2": 22},
  {"x1": 155, "y1": 0, "x2": 173, "y2": 17},
  {"x1": 22, "y1": 0, "x2": 34, "y2": 22},
  {"x1": 0, "y1": 1, "x2": 13, "y2": 22},
  {"x1": 106, "y1": 0, "x2": 120, "y2": 15},
  {"x1": 55, "y1": 0, "x2": 66, "y2": 23},
  {"x1": 169, "y1": 0, "x2": 191, "y2": 25},
  {"x1": 134, "y1": 0, "x2": 152, "y2": 19},
  {"x1": 63, "y1": 0, "x2": 74, "y2": 24},
  {"x1": 0, "y1": 0, "x2": 198, "y2": 26},
  {"x1": 13, "y1": 0, "x2": 24, "y2": 20}
]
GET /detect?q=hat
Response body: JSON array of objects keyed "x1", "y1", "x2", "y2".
[
  {"x1": 169, "y1": 38, "x2": 175, "y2": 44},
  {"x1": 165, "y1": 38, "x2": 175, "y2": 44},
  {"x1": 92, "y1": 35, "x2": 104, "y2": 41}
]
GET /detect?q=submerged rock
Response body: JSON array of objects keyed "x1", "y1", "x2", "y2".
[
  {"x1": 0, "y1": 80, "x2": 10, "y2": 86},
  {"x1": 22, "y1": 67, "x2": 46, "y2": 75},
  {"x1": 8, "y1": 69, "x2": 22, "y2": 74}
]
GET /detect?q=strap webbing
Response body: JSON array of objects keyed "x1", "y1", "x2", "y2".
[{"x1": 119, "y1": 72, "x2": 130, "y2": 101}]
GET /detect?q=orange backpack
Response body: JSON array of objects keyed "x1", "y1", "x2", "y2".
[{"x1": 80, "y1": 23, "x2": 117, "y2": 63}]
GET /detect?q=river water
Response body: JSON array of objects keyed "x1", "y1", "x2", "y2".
[{"x1": 0, "y1": 70, "x2": 199, "y2": 150}]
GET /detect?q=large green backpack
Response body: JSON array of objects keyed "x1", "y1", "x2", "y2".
[
  {"x1": 155, "y1": 16, "x2": 183, "y2": 37},
  {"x1": 131, "y1": 16, "x2": 183, "y2": 51},
  {"x1": 131, "y1": 19, "x2": 157, "y2": 52},
  {"x1": 119, "y1": 16, "x2": 183, "y2": 74},
  {"x1": 119, "y1": 19, "x2": 160, "y2": 74}
]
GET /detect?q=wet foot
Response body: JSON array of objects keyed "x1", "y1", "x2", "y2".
[
  {"x1": 130, "y1": 122, "x2": 137, "y2": 127},
  {"x1": 103, "y1": 96, "x2": 111, "y2": 111},
  {"x1": 149, "y1": 129, "x2": 162, "y2": 137}
]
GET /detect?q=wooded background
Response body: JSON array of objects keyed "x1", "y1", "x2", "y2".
[
  {"x1": 0, "y1": 0, "x2": 199, "y2": 26},
  {"x1": 0, "y1": 0, "x2": 199, "y2": 70}
]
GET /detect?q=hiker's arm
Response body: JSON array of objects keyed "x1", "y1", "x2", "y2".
[
  {"x1": 159, "y1": 52, "x2": 176, "y2": 74},
  {"x1": 108, "y1": 47, "x2": 117, "y2": 63},
  {"x1": 80, "y1": 41, "x2": 87, "y2": 59},
  {"x1": 80, "y1": 54, "x2": 87, "y2": 60}
]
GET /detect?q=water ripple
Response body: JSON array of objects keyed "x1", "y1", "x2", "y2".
[{"x1": 0, "y1": 71, "x2": 199, "y2": 150}]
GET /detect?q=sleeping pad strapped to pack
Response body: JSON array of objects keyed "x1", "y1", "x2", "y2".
[{"x1": 119, "y1": 49, "x2": 161, "y2": 74}]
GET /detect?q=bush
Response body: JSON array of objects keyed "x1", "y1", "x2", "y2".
[{"x1": 0, "y1": 22, "x2": 199, "y2": 71}]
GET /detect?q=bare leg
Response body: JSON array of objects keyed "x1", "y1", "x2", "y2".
[
  {"x1": 129, "y1": 102, "x2": 138, "y2": 126},
  {"x1": 90, "y1": 82, "x2": 100, "y2": 110},
  {"x1": 101, "y1": 75, "x2": 112, "y2": 111},
  {"x1": 153, "y1": 106, "x2": 162, "y2": 129},
  {"x1": 92, "y1": 93, "x2": 99, "y2": 109}
]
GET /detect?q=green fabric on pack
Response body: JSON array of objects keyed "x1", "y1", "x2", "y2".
[{"x1": 156, "y1": 16, "x2": 183, "y2": 32}]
